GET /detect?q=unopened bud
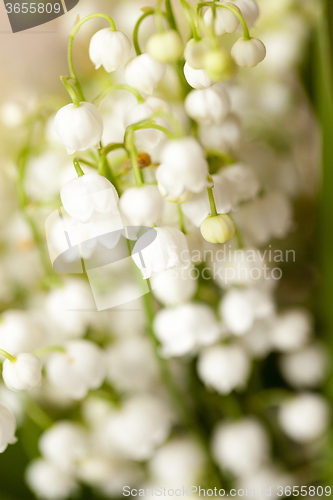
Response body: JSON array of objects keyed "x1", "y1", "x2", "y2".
[
  {"x1": 146, "y1": 30, "x2": 184, "y2": 64},
  {"x1": 204, "y1": 49, "x2": 236, "y2": 82},
  {"x1": 200, "y1": 214, "x2": 236, "y2": 244},
  {"x1": 184, "y1": 38, "x2": 214, "y2": 69}
]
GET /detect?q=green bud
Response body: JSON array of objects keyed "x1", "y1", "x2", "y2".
[
  {"x1": 200, "y1": 214, "x2": 236, "y2": 244},
  {"x1": 184, "y1": 38, "x2": 215, "y2": 69},
  {"x1": 146, "y1": 30, "x2": 184, "y2": 64},
  {"x1": 204, "y1": 49, "x2": 236, "y2": 82}
]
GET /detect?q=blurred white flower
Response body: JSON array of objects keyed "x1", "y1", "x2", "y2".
[
  {"x1": 212, "y1": 418, "x2": 270, "y2": 476},
  {"x1": 150, "y1": 265, "x2": 198, "y2": 306},
  {"x1": 231, "y1": 37, "x2": 266, "y2": 68},
  {"x1": 146, "y1": 30, "x2": 183, "y2": 63},
  {"x1": 24, "y1": 152, "x2": 68, "y2": 201},
  {"x1": 197, "y1": 344, "x2": 251, "y2": 394},
  {"x1": 39, "y1": 421, "x2": 89, "y2": 472},
  {"x1": 156, "y1": 138, "x2": 209, "y2": 201},
  {"x1": 0, "y1": 310, "x2": 44, "y2": 354},
  {"x1": 89, "y1": 28, "x2": 131, "y2": 72},
  {"x1": 237, "y1": 465, "x2": 293, "y2": 500},
  {"x1": 279, "y1": 343, "x2": 329, "y2": 388},
  {"x1": 204, "y1": 5, "x2": 240, "y2": 35},
  {"x1": 278, "y1": 393, "x2": 330, "y2": 443},
  {"x1": 119, "y1": 185, "x2": 164, "y2": 226},
  {"x1": 132, "y1": 226, "x2": 190, "y2": 279},
  {"x1": 46, "y1": 340, "x2": 106, "y2": 399},
  {"x1": 154, "y1": 303, "x2": 221, "y2": 357},
  {"x1": 2, "y1": 353, "x2": 42, "y2": 392},
  {"x1": 184, "y1": 85, "x2": 231, "y2": 125},
  {"x1": 104, "y1": 395, "x2": 173, "y2": 460},
  {"x1": 270, "y1": 308, "x2": 312, "y2": 352},
  {"x1": 199, "y1": 114, "x2": 242, "y2": 152},
  {"x1": 233, "y1": 0, "x2": 260, "y2": 28},
  {"x1": 184, "y1": 62, "x2": 213, "y2": 89},
  {"x1": 124, "y1": 53, "x2": 166, "y2": 95},
  {"x1": 54, "y1": 102, "x2": 103, "y2": 155},
  {"x1": 26, "y1": 458, "x2": 78, "y2": 500},
  {"x1": 0, "y1": 404, "x2": 17, "y2": 452}
]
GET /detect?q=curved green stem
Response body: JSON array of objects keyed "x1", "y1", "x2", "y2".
[
  {"x1": 133, "y1": 9, "x2": 169, "y2": 55},
  {"x1": 151, "y1": 110, "x2": 185, "y2": 138},
  {"x1": 97, "y1": 146, "x2": 123, "y2": 194},
  {"x1": 93, "y1": 84, "x2": 144, "y2": 106},
  {"x1": 179, "y1": 0, "x2": 200, "y2": 41},
  {"x1": 34, "y1": 345, "x2": 66, "y2": 357},
  {"x1": 68, "y1": 13, "x2": 117, "y2": 102},
  {"x1": 178, "y1": 205, "x2": 186, "y2": 233},
  {"x1": 125, "y1": 130, "x2": 144, "y2": 187},
  {"x1": 156, "y1": 0, "x2": 165, "y2": 32},
  {"x1": 0, "y1": 349, "x2": 16, "y2": 363},
  {"x1": 207, "y1": 187, "x2": 218, "y2": 216},
  {"x1": 165, "y1": 0, "x2": 178, "y2": 31},
  {"x1": 215, "y1": 2, "x2": 250, "y2": 40},
  {"x1": 131, "y1": 122, "x2": 176, "y2": 140},
  {"x1": 61, "y1": 77, "x2": 80, "y2": 107},
  {"x1": 100, "y1": 142, "x2": 126, "y2": 157},
  {"x1": 73, "y1": 158, "x2": 85, "y2": 177}
]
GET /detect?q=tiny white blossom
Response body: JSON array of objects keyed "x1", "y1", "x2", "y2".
[
  {"x1": 2, "y1": 353, "x2": 42, "y2": 392},
  {"x1": 54, "y1": 102, "x2": 103, "y2": 155},
  {"x1": 199, "y1": 114, "x2": 242, "y2": 152},
  {"x1": 124, "y1": 53, "x2": 167, "y2": 95},
  {"x1": 119, "y1": 185, "x2": 164, "y2": 226},
  {"x1": 184, "y1": 62, "x2": 213, "y2": 89},
  {"x1": 204, "y1": 5, "x2": 240, "y2": 35},
  {"x1": 0, "y1": 310, "x2": 44, "y2": 354},
  {"x1": 150, "y1": 266, "x2": 198, "y2": 306},
  {"x1": 89, "y1": 28, "x2": 131, "y2": 72},
  {"x1": 279, "y1": 343, "x2": 329, "y2": 388},
  {"x1": 0, "y1": 404, "x2": 17, "y2": 453},
  {"x1": 270, "y1": 308, "x2": 312, "y2": 352},
  {"x1": 26, "y1": 458, "x2": 78, "y2": 500},
  {"x1": 233, "y1": 0, "x2": 259, "y2": 28},
  {"x1": 231, "y1": 37, "x2": 266, "y2": 68},
  {"x1": 184, "y1": 85, "x2": 231, "y2": 124}
]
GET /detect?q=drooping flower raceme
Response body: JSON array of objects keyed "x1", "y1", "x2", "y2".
[
  {"x1": 2, "y1": 353, "x2": 42, "y2": 392},
  {"x1": 184, "y1": 85, "x2": 231, "y2": 124},
  {"x1": 231, "y1": 37, "x2": 266, "y2": 68},
  {"x1": 156, "y1": 138, "x2": 210, "y2": 202},
  {"x1": 89, "y1": 28, "x2": 131, "y2": 72},
  {"x1": 54, "y1": 102, "x2": 103, "y2": 155},
  {"x1": 204, "y1": 5, "x2": 240, "y2": 35},
  {"x1": 132, "y1": 227, "x2": 190, "y2": 279},
  {"x1": 0, "y1": 404, "x2": 17, "y2": 453},
  {"x1": 153, "y1": 303, "x2": 221, "y2": 357},
  {"x1": 124, "y1": 53, "x2": 167, "y2": 95}
]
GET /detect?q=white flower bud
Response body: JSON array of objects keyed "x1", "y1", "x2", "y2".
[
  {"x1": 204, "y1": 49, "x2": 236, "y2": 82},
  {"x1": 0, "y1": 310, "x2": 44, "y2": 354},
  {"x1": 46, "y1": 340, "x2": 106, "y2": 399},
  {"x1": 184, "y1": 38, "x2": 214, "y2": 69},
  {"x1": 60, "y1": 172, "x2": 119, "y2": 224},
  {"x1": 39, "y1": 421, "x2": 89, "y2": 472},
  {"x1": 184, "y1": 85, "x2": 230, "y2": 124},
  {"x1": 124, "y1": 53, "x2": 166, "y2": 95},
  {"x1": 89, "y1": 28, "x2": 131, "y2": 72},
  {"x1": 156, "y1": 138, "x2": 209, "y2": 201},
  {"x1": 233, "y1": 0, "x2": 259, "y2": 28},
  {"x1": 119, "y1": 185, "x2": 164, "y2": 226},
  {"x1": 0, "y1": 404, "x2": 17, "y2": 453},
  {"x1": 278, "y1": 393, "x2": 330, "y2": 443},
  {"x1": 279, "y1": 343, "x2": 329, "y2": 389},
  {"x1": 204, "y1": 5, "x2": 240, "y2": 35},
  {"x1": 132, "y1": 226, "x2": 189, "y2": 279},
  {"x1": 146, "y1": 30, "x2": 183, "y2": 63},
  {"x1": 150, "y1": 265, "x2": 198, "y2": 306},
  {"x1": 26, "y1": 458, "x2": 78, "y2": 500},
  {"x1": 211, "y1": 418, "x2": 270, "y2": 477},
  {"x1": 197, "y1": 344, "x2": 251, "y2": 394},
  {"x1": 200, "y1": 214, "x2": 236, "y2": 244},
  {"x1": 54, "y1": 102, "x2": 103, "y2": 155},
  {"x1": 154, "y1": 303, "x2": 221, "y2": 357},
  {"x1": 199, "y1": 114, "x2": 242, "y2": 152},
  {"x1": 184, "y1": 62, "x2": 213, "y2": 89},
  {"x1": 231, "y1": 37, "x2": 266, "y2": 68},
  {"x1": 270, "y1": 309, "x2": 312, "y2": 352},
  {"x1": 2, "y1": 353, "x2": 42, "y2": 392}
]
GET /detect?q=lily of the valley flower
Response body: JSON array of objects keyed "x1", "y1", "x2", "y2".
[
  {"x1": 200, "y1": 214, "x2": 236, "y2": 244},
  {"x1": 233, "y1": 0, "x2": 260, "y2": 28},
  {"x1": 2, "y1": 353, "x2": 42, "y2": 392},
  {"x1": 184, "y1": 85, "x2": 231, "y2": 124},
  {"x1": 146, "y1": 30, "x2": 183, "y2": 64},
  {"x1": 231, "y1": 37, "x2": 266, "y2": 67},
  {"x1": 54, "y1": 102, "x2": 103, "y2": 155},
  {"x1": 119, "y1": 185, "x2": 164, "y2": 226},
  {"x1": 0, "y1": 404, "x2": 17, "y2": 453},
  {"x1": 184, "y1": 62, "x2": 213, "y2": 89},
  {"x1": 124, "y1": 53, "x2": 167, "y2": 95},
  {"x1": 204, "y1": 5, "x2": 240, "y2": 35},
  {"x1": 89, "y1": 28, "x2": 131, "y2": 72}
]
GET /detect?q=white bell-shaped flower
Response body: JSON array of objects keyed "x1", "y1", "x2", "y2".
[
  {"x1": 46, "y1": 340, "x2": 106, "y2": 399},
  {"x1": 197, "y1": 344, "x2": 250, "y2": 394},
  {"x1": 0, "y1": 404, "x2": 17, "y2": 453},
  {"x1": 26, "y1": 458, "x2": 78, "y2": 500},
  {"x1": 61, "y1": 172, "x2": 119, "y2": 224},
  {"x1": 104, "y1": 395, "x2": 173, "y2": 460},
  {"x1": 2, "y1": 353, "x2": 42, "y2": 392},
  {"x1": 154, "y1": 303, "x2": 221, "y2": 357},
  {"x1": 184, "y1": 85, "x2": 230, "y2": 124},
  {"x1": 270, "y1": 308, "x2": 312, "y2": 352},
  {"x1": 0, "y1": 310, "x2": 44, "y2": 354},
  {"x1": 39, "y1": 421, "x2": 89, "y2": 472},
  {"x1": 279, "y1": 343, "x2": 329, "y2": 389},
  {"x1": 124, "y1": 53, "x2": 167, "y2": 95},
  {"x1": 221, "y1": 163, "x2": 260, "y2": 202},
  {"x1": 233, "y1": 0, "x2": 259, "y2": 28},
  {"x1": 150, "y1": 265, "x2": 198, "y2": 306},
  {"x1": 211, "y1": 418, "x2": 270, "y2": 477},
  {"x1": 204, "y1": 5, "x2": 240, "y2": 35},
  {"x1": 119, "y1": 185, "x2": 164, "y2": 226},
  {"x1": 156, "y1": 137, "x2": 209, "y2": 201},
  {"x1": 54, "y1": 102, "x2": 103, "y2": 155},
  {"x1": 231, "y1": 37, "x2": 266, "y2": 68},
  {"x1": 278, "y1": 393, "x2": 330, "y2": 443},
  {"x1": 184, "y1": 62, "x2": 213, "y2": 89},
  {"x1": 132, "y1": 226, "x2": 190, "y2": 279},
  {"x1": 220, "y1": 288, "x2": 275, "y2": 336},
  {"x1": 89, "y1": 28, "x2": 131, "y2": 72},
  {"x1": 199, "y1": 113, "x2": 242, "y2": 152}
]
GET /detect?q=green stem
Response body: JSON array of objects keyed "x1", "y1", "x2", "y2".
[
  {"x1": 216, "y1": 2, "x2": 250, "y2": 40},
  {"x1": 73, "y1": 158, "x2": 85, "y2": 177},
  {"x1": 24, "y1": 397, "x2": 54, "y2": 430},
  {"x1": 0, "y1": 349, "x2": 16, "y2": 363},
  {"x1": 178, "y1": 205, "x2": 186, "y2": 233},
  {"x1": 151, "y1": 110, "x2": 184, "y2": 138},
  {"x1": 206, "y1": 148, "x2": 235, "y2": 165},
  {"x1": 34, "y1": 345, "x2": 66, "y2": 357},
  {"x1": 131, "y1": 122, "x2": 176, "y2": 140},
  {"x1": 93, "y1": 84, "x2": 144, "y2": 106},
  {"x1": 156, "y1": 0, "x2": 165, "y2": 32},
  {"x1": 133, "y1": 9, "x2": 169, "y2": 55},
  {"x1": 165, "y1": 0, "x2": 178, "y2": 31},
  {"x1": 207, "y1": 187, "x2": 218, "y2": 216},
  {"x1": 61, "y1": 77, "x2": 80, "y2": 107},
  {"x1": 98, "y1": 143, "x2": 125, "y2": 194},
  {"x1": 126, "y1": 129, "x2": 144, "y2": 187},
  {"x1": 179, "y1": 0, "x2": 200, "y2": 41},
  {"x1": 100, "y1": 142, "x2": 126, "y2": 157},
  {"x1": 68, "y1": 13, "x2": 117, "y2": 102}
]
